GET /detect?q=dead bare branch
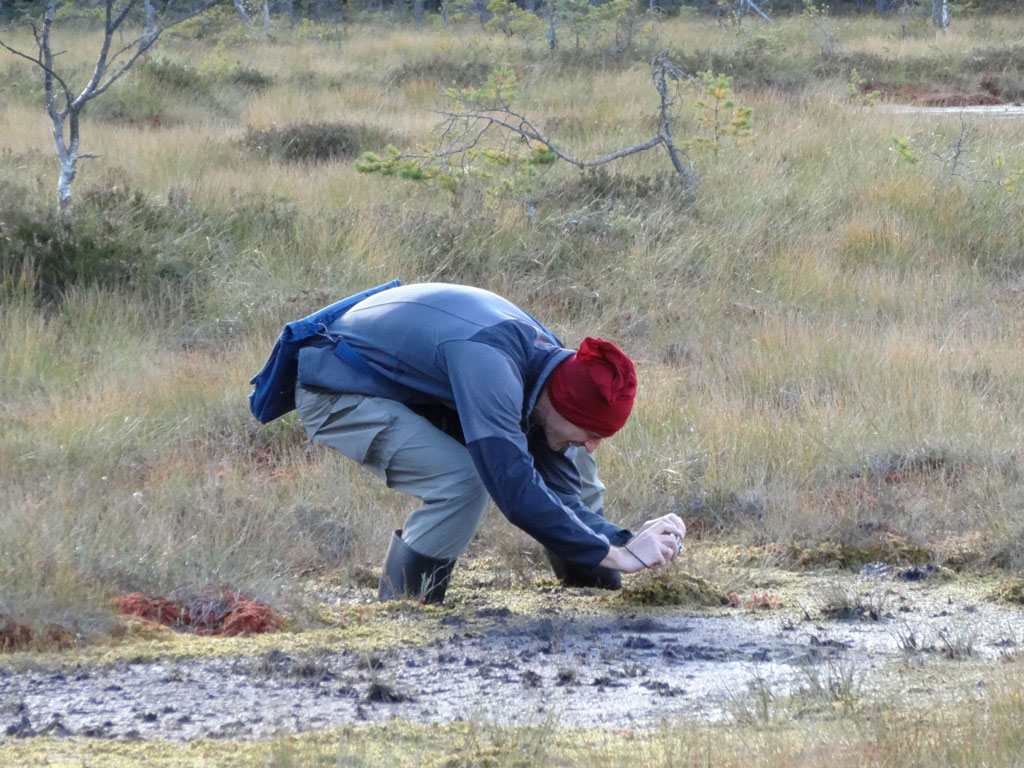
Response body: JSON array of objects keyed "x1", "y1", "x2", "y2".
[
  {"x1": 386, "y1": 51, "x2": 695, "y2": 192},
  {"x1": 84, "y1": 1, "x2": 218, "y2": 104}
]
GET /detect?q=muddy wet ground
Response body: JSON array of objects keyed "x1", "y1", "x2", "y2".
[{"x1": 2, "y1": 584, "x2": 1022, "y2": 743}]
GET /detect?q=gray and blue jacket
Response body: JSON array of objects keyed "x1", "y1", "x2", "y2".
[{"x1": 249, "y1": 281, "x2": 632, "y2": 566}]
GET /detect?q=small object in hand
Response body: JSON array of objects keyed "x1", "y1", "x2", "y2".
[{"x1": 673, "y1": 534, "x2": 684, "y2": 554}]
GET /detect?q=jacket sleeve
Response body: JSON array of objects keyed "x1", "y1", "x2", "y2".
[
  {"x1": 442, "y1": 341, "x2": 616, "y2": 567},
  {"x1": 526, "y1": 433, "x2": 633, "y2": 548}
]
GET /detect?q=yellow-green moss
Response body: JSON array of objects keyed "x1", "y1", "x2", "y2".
[
  {"x1": 988, "y1": 576, "x2": 1024, "y2": 605},
  {"x1": 0, "y1": 607, "x2": 440, "y2": 670},
  {"x1": 0, "y1": 557, "x2": 619, "y2": 669},
  {"x1": 619, "y1": 571, "x2": 729, "y2": 607},
  {"x1": 785, "y1": 535, "x2": 934, "y2": 570}
]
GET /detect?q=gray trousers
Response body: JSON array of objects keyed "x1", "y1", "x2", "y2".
[{"x1": 295, "y1": 385, "x2": 605, "y2": 560}]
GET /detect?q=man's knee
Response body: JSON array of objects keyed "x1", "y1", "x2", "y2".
[
  {"x1": 396, "y1": 457, "x2": 488, "y2": 514},
  {"x1": 450, "y1": 463, "x2": 488, "y2": 506}
]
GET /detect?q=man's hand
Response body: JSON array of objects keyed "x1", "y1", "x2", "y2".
[{"x1": 599, "y1": 514, "x2": 686, "y2": 573}]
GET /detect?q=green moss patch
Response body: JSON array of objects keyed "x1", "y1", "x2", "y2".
[
  {"x1": 784, "y1": 535, "x2": 934, "y2": 571},
  {"x1": 988, "y1": 576, "x2": 1024, "y2": 605},
  {"x1": 619, "y1": 571, "x2": 729, "y2": 608}
]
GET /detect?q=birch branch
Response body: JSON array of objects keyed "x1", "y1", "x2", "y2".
[
  {"x1": 0, "y1": 39, "x2": 73, "y2": 107},
  {"x1": 82, "y1": 1, "x2": 220, "y2": 103}
]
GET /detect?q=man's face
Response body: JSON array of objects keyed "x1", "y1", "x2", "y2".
[{"x1": 541, "y1": 408, "x2": 605, "y2": 454}]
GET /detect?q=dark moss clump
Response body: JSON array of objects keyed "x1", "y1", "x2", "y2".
[
  {"x1": 620, "y1": 571, "x2": 729, "y2": 608},
  {"x1": 231, "y1": 66, "x2": 274, "y2": 90},
  {"x1": 787, "y1": 535, "x2": 934, "y2": 571},
  {"x1": 385, "y1": 57, "x2": 492, "y2": 88},
  {"x1": 243, "y1": 122, "x2": 401, "y2": 164},
  {"x1": 140, "y1": 57, "x2": 206, "y2": 92}
]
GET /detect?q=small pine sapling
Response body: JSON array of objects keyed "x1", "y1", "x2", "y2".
[
  {"x1": 485, "y1": 0, "x2": 543, "y2": 38},
  {"x1": 848, "y1": 68, "x2": 880, "y2": 107},
  {"x1": 687, "y1": 71, "x2": 754, "y2": 158}
]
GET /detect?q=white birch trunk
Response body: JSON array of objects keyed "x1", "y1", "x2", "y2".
[
  {"x1": 930, "y1": 0, "x2": 949, "y2": 32},
  {"x1": 263, "y1": 0, "x2": 271, "y2": 35},
  {"x1": 144, "y1": 0, "x2": 155, "y2": 35},
  {"x1": 57, "y1": 154, "x2": 77, "y2": 214},
  {"x1": 547, "y1": 1, "x2": 557, "y2": 50}
]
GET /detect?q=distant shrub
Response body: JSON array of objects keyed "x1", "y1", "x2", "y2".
[
  {"x1": 84, "y1": 79, "x2": 168, "y2": 125},
  {"x1": 176, "y1": 43, "x2": 274, "y2": 91},
  {"x1": 966, "y1": 44, "x2": 1024, "y2": 73},
  {"x1": 0, "y1": 183, "x2": 197, "y2": 302},
  {"x1": 169, "y1": 5, "x2": 243, "y2": 41},
  {"x1": 52, "y1": 0, "x2": 110, "y2": 28},
  {"x1": 231, "y1": 66, "x2": 274, "y2": 90},
  {"x1": 140, "y1": 57, "x2": 205, "y2": 92},
  {"x1": 292, "y1": 18, "x2": 345, "y2": 43},
  {"x1": 244, "y1": 122, "x2": 401, "y2": 163},
  {"x1": 385, "y1": 57, "x2": 493, "y2": 88}
]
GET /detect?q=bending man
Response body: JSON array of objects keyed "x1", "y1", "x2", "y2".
[{"x1": 249, "y1": 281, "x2": 685, "y2": 603}]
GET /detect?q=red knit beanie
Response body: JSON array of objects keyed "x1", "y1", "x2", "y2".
[{"x1": 546, "y1": 337, "x2": 637, "y2": 438}]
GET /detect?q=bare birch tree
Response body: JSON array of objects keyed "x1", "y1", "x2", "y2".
[
  {"x1": 546, "y1": 0, "x2": 557, "y2": 50},
  {"x1": 0, "y1": 0, "x2": 219, "y2": 214},
  {"x1": 930, "y1": 0, "x2": 949, "y2": 34}
]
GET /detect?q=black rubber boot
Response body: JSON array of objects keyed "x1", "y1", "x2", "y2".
[
  {"x1": 545, "y1": 550, "x2": 622, "y2": 590},
  {"x1": 377, "y1": 530, "x2": 456, "y2": 604}
]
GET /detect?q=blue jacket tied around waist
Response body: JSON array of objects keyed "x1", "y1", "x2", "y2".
[{"x1": 249, "y1": 282, "x2": 632, "y2": 567}]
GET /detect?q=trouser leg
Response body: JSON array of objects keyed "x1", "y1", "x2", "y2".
[{"x1": 294, "y1": 386, "x2": 490, "y2": 561}]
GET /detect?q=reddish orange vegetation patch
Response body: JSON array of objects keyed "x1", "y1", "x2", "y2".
[
  {"x1": 1, "y1": 615, "x2": 76, "y2": 653},
  {"x1": 118, "y1": 591, "x2": 284, "y2": 636},
  {"x1": 0, "y1": 614, "x2": 33, "y2": 652},
  {"x1": 727, "y1": 592, "x2": 782, "y2": 611},
  {"x1": 118, "y1": 593, "x2": 190, "y2": 627},
  {"x1": 103, "y1": 111, "x2": 168, "y2": 129},
  {"x1": 861, "y1": 78, "x2": 1008, "y2": 107}
]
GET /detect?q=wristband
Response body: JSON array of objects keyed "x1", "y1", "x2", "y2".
[{"x1": 622, "y1": 544, "x2": 650, "y2": 569}]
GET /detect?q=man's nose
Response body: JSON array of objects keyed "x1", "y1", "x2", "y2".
[{"x1": 584, "y1": 438, "x2": 602, "y2": 454}]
